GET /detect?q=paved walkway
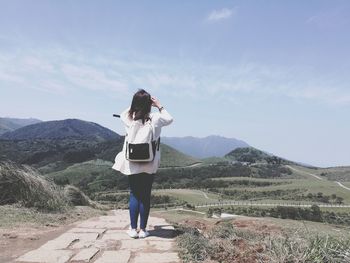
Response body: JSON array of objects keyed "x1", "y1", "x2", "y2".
[{"x1": 15, "y1": 210, "x2": 180, "y2": 263}]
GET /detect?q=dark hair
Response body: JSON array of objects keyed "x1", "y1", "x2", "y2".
[{"x1": 128, "y1": 89, "x2": 152, "y2": 124}]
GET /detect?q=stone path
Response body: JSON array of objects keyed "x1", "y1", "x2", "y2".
[{"x1": 15, "y1": 210, "x2": 181, "y2": 263}]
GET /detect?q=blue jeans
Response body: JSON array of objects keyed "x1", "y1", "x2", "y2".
[{"x1": 128, "y1": 173, "x2": 154, "y2": 230}]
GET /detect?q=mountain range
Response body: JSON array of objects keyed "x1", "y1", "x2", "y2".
[
  {"x1": 0, "y1": 117, "x2": 42, "y2": 135},
  {"x1": 0, "y1": 118, "x2": 119, "y2": 141},
  {"x1": 162, "y1": 135, "x2": 249, "y2": 158},
  {"x1": 0, "y1": 116, "x2": 303, "y2": 171},
  {"x1": 0, "y1": 118, "x2": 200, "y2": 172}
]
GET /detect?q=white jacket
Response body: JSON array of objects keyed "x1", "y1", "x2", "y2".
[{"x1": 112, "y1": 107, "x2": 173, "y2": 175}]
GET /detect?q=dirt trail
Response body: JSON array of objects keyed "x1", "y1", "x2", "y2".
[
  {"x1": 336, "y1": 181, "x2": 350, "y2": 191},
  {"x1": 287, "y1": 165, "x2": 350, "y2": 193},
  {"x1": 286, "y1": 165, "x2": 324, "y2": 180},
  {"x1": 14, "y1": 210, "x2": 180, "y2": 263},
  {"x1": 158, "y1": 162, "x2": 202, "y2": 170}
]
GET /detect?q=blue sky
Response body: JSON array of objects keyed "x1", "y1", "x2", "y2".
[{"x1": 0, "y1": 0, "x2": 350, "y2": 167}]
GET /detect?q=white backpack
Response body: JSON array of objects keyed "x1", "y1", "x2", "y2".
[{"x1": 125, "y1": 119, "x2": 160, "y2": 162}]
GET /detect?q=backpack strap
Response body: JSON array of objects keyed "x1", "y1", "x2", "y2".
[
  {"x1": 157, "y1": 137, "x2": 160, "y2": 151},
  {"x1": 148, "y1": 120, "x2": 160, "y2": 152}
]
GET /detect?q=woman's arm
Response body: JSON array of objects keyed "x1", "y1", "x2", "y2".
[{"x1": 151, "y1": 97, "x2": 173, "y2": 127}]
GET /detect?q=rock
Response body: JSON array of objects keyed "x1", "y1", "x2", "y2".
[{"x1": 16, "y1": 249, "x2": 74, "y2": 263}]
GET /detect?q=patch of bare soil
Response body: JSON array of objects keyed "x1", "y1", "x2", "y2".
[
  {"x1": 183, "y1": 219, "x2": 212, "y2": 232},
  {"x1": 232, "y1": 218, "x2": 282, "y2": 235},
  {"x1": 0, "y1": 224, "x2": 73, "y2": 262}
]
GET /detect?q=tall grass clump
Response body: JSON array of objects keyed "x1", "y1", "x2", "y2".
[
  {"x1": 263, "y1": 233, "x2": 350, "y2": 262},
  {"x1": 63, "y1": 185, "x2": 91, "y2": 206},
  {"x1": 0, "y1": 161, "x2": 69, "y2": 211},
  {"x1": 304, "y1": 235, "x2": 350, "y2": 262},
  {"x1": 63, "y1": 185, "x2": 104, "y2": 210},
  {"x1": 176, "y1": 220, "x2": 350, "y2": 263},
  {"x1": 175, "y1": 225, "x2": 211, "y2": 262}
]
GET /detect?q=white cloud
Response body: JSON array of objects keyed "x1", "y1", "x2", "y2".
[
  {"x1": 207, "y1": 8, "x2": 234, "y2": 21},
  {"x1": 306, "y1": 7, "x2": 349, "y2": 30},
  {"x1": 1, "y1": 48, "x2": 350, "y2": 106},
  {"x1": 61, "y1": 64, "x2": 129, "y2": 93},
  {"x1": 0, "y1": 49, "x2": 129, "y2": 96}
]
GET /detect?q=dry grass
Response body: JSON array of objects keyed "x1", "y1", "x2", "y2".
[
  {"x1": 0, "y1": 204, "x2": 107, "y2": 228},
  {"x1": 176, "y1": 220, "x2": 350, "y2": 263},
  {"x1": 0, "y1": 161, "x2": 106, "y2": 212},
  {"x1": 0, "y1": 161, "x2": 69, "y2": 211}
]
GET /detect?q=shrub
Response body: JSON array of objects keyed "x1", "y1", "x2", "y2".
[{"x1": 64, "y1": 185, "x2": 91, "y2": 206}]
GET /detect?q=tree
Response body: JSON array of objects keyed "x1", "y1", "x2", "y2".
[
  {"x1": 336, "y1": 197, "x2": 344, "y2": 204},
  {"x1": 310, "y1": 205, "x2": 322, "y2": 222}
]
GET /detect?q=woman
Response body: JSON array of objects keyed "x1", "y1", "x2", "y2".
[{"x1": 112, "y1": 89, "x2": 173, "y2": 238}]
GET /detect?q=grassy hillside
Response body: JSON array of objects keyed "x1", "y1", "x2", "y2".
[
  {"x1": 153, "y1": 163, "x2": 350, "y2": 207},
  {"x1": 159, "y1": 143, "x2": 201, "y2": 167},
  {"x1": 0, "y1": 137, "x2": 124, "y2": 173},
  {"x1": 225, "y1": 146, "x2": 289, "y2": 164},
  {"x1": 45, "y1": 144, "x2": 201, "y2": 197},
  {"x1": 201, "y1": 156, "x2": 229, "y2": 164},
  {"x1": 301, "y1": 166, "x2": 350, "y2": 182},
  {"x1": 48, "y1": 160, "x2": 296, "y2": 197},
  {"x1": 46, "y1": 159, "x2": 127, "y2": 195},
  {"x1": 0, "y1": 118, "x2": 124, "y2": 173}
]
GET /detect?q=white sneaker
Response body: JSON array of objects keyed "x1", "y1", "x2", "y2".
[
  {"x1": 138, "y1": 229, "x2": 150, "y2": 238},
  {"x1": 127, "y1": 228, "x2": 138, "y2": 238}
]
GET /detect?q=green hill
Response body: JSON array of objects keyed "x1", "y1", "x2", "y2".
[
  {"x1": 0, "y1": 137, "x2": 124, "y2": 173},
  {"x1": 225, "y1": 147, "x2": 294, "y2": 165},
  {"x1": 45, "y1": 159, "x2": 123, "y2": 195},
  {"x1": 0, "y1": 119, "x2": 123, "y2": 173},
  {"x1": 45, "y1": 144, "x2": 201, "y2": 195},
  {"x1": 0, "y1": 118, "x2": 119, "y2": 141},
  {"x1": 159, "y1": 143, "x2": 201, "y2": 167}
]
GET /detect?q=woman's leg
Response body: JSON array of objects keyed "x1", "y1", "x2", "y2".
[
  {"x1": 128, "y1": 174, "x2": 140, "y2": 229},
  {"x1": 139, "y1": 173, "x2": 154, "y2": 230}
]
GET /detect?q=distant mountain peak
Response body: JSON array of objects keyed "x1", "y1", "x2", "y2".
[
  {"x1": 0, "y1": 117, "x2": 42, "y2": 135},
  {"x1": 0, "y1": 118, "x2": 120, "y2": 141}
]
